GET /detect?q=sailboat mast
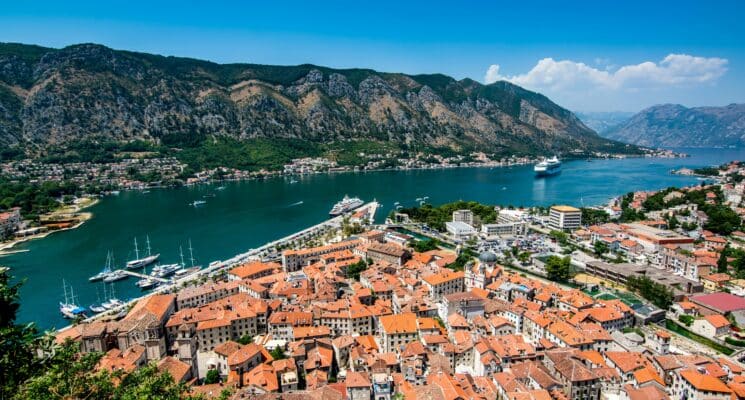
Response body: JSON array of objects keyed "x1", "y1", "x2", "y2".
[
  {"x1": 134, "y1": 237, "x2": 140, "y2": 260},
  {"x1": 179, "y1": 246, "x2": 185, "y2": 268},
  {"x1": 146, "y1": 235, "x2": 152, "y2": 257},
  {"x1": 62, "y1": 279, "x2": 68, "y2": 304},
  {"x1": 189, "y1": 239, "x2": 195, "y2": 267}
]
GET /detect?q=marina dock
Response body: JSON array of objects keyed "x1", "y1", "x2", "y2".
[
  {"x1": 116, "y1": 269, "x2": 171, "y2": 283},
  {"x1": 71, "y1": 201, "x2": 379, "y2": 327}
]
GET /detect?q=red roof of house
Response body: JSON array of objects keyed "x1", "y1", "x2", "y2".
[{"x1": 691, "y1": 293, "x2": 745, "y2": 313}]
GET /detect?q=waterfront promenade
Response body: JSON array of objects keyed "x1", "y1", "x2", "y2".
[{"x1": 60, "y1": 201, "x2": 379, "y2": 333}]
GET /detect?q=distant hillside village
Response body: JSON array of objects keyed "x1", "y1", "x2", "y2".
[{"x1": 34, "y1": 161, "x2": 745, "y2": 399}]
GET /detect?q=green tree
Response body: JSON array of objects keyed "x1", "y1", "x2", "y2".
[
  {"x1": 237, "y1": 334, "x2": 253, "y2": 345},
  {"x1": 545, "y1": 255, "x2": 572, "y2": 282},
  {"x1": 409, "y1": 239, "x2": 439, "y2": 253},
  {"x1": 626, "y1": 275, "x2": 674, "y2": 309},
  {"x1": 16, "y1": 341, "x2": 115, "y2": 400},
  {"x1": 346, "y1": 260, "x2": 368, "y2": 281},
  {"x1": 581, "y1": 208, "x2": 610, "y2": 225},
  {"x1": 270, "y1": 347, "x2": 287, "y2": 360},
  {"x1": 549, "y1": 230, "x2": 569, "y2": 246},
  {"x1": 0, "y1": 272, "x2": 40, "y2": 399},
  {"x1": 718, "y1": 245, "x2": 730, "y2": 273},
  {"x1": 204, "y1": 369, "x2": 220, "y2": 384},
  {"x1": 593, "y1": 240, "x2": 609, "y2": 256}
]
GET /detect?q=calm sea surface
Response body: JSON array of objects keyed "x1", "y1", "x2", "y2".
[{"x1": 4, "y1": 148, "x2": 745, "y2": 329}]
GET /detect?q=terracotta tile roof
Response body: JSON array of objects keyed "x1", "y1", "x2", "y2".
[
  {"x1": 703, "y1": 313, "x2": 731, "y2": 328},
  {"x1": 214, "y1": 340, "x2": 243, "y2": 357},
  {"x1": 379, "y1": 312, "x2": 418, "y2": 334},
  {"x1": 605, "y1": 352, "x2": 649, "y2": 374},
  {"x1": 293, "y1": 326, "x2": 331, "y2": 340},
  {"x1": 229, "y1": 261, "x2": 280, "y2": 279},
  {"x1": 227, "y1": 343, "x2": 265, "y2": 367},
  {"x1": 345, "y1": 371, "x2": 371, "y2": 388},
  {"x1": 423, "y1": 269, "x2": 464, "y2": 286},
  {"x1": 242, "y1": 363, "x2": 279, "y2": 392},
  {"x1": 157, "y1": 356, "x2": 191, "y2": 382},
  {"x1": 125, "y1": 294, "x2": 175, "y2": 322},
  {"x1": 679, "y1": 368, "x2": 731, "y2": 393}
]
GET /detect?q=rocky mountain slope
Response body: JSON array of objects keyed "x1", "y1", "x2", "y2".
[
  {"x1": 575, "y1": 111, "x2": 634, "y2": 134},
  {"x1": 603, "y1": 104, "x2": 745, "y2": 147},
  {"x1": 0, "y1": 42, "x2": 633, "y2": 155}
]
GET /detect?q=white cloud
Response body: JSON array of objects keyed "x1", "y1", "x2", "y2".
[{"x1": 484, "y1": 54, "x2": 728, "y2": 92}]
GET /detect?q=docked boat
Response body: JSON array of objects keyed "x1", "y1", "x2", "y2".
[
  {"x1": 60, "y1": 280, "x2": 87, "y2": 319},
  {"x1": 101, "y1": 284, "x2": 124, "y2": 309},
  {"x1": 136, "y1": 278, "x2": 161, "y2": 290},
  {"x1": 191, "y1": 200, "x2": 207, "y2": 207},
  {"x1": 329, "y1": 195, "x2": 364, "y2": 217},
  {"x1": 174, "y1": 240, "x2": 202, "y2": 278},
  {"x1": 151, "y1": 263, "x2": 180, "y2": 278},
  {"x1": 89, "y1": 251, "x2": 113, "y2": 282},
  {"x1": 534, "y1": 156, "x2": 562, "y2": 177},
  {"x1": 126, "y1": 236, "x2": 160, "y2": 269},
  {"x1": 89, "y1": 303, "x2": 107, "y2": 313},
  {"x1": 103, "y1": 269, "x2": 128, "y2": 283}
]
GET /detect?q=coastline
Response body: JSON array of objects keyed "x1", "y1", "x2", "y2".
[
  {"x1": 0, "y1": 198, "x2": 98, "y2": 256},
  {"x1": 0, "y1": 151, "x2": 691, "y2": 257}
]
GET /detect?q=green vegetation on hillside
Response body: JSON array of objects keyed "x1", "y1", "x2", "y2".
[
  {"x1": 0, "y1": 178, "x2": 95, "y2": 220},
  {"x1": 641, "y1": 186, "x2": 741, "y2": 235},
  {"x1": 626, "y1": 275, "x2": 674, "y2": 309},
  {"x1": 0, "y1": 270, "x2": 228, "y2": 399},
  {"x1": 397, "y1": 201, "x2": 498, "y2": 231},
  {"x1": 175, "y1": 137, "x2": 322, "y2": 172},
  {"x1": 545, "y1": 255, "x2": 573, "y2": 282}
]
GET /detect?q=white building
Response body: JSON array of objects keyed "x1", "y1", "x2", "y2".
[
  {"x1": 452, "y1": 209, "x2": 474, "y2": 225},
  {"x1": 446, "y1": 221, "x2": 476, "y2": 240},
  {"x1": 549, "y1": 205, "x2": 581, "y2": 231}
]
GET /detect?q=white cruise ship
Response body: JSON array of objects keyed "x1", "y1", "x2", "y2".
[
  {"x1": 534, "y1": 156, "x2": 561, "y2": 177},
  {"x1": 329, "y1": 195, "x2": 364, "y2": 217}
]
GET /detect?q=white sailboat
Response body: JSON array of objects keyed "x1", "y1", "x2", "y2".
[
  {"x1": 89, "y1": 286, "x2": 107, "y2": 313},
  {"x1": 101, "y1": 283, "x2": 123, "y2": 309},
  {"x1": 175, "y1": 239, "x2": 202, "y2": 277},
  {"x1": 59, "y1": 280, "x2": 86, "y2": 319},
  {"x1": 126, "y1": 236, "x2": 160, "y2": 269},
  {"x1": 89, "y1": 251, "x2": 113, "y2": 282}
]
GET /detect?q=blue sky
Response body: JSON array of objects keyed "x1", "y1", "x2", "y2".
[{"x1": 2, "y1": 0, "x2": 744, "y2": 112}]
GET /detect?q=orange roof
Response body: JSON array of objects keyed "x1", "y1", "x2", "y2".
[
  {"x1": 241, "y1": 363, "x2": 279, "y2": 392},
  {"x1": 680, "y1": 369, "x2": 732, "y2": 393},
  {"x1": 702, "y1": 273, "x2": 731, "y2": 283},
  {"x1": 293, "y1": 326, "x2": 332, "y2": 340},
  {"x1": 125, "y1": 294, "x2": 175, "y2": 322},
  {"x1": 379, "y1": 312, "x2": 418, "y2": 334},
  {"x1": 633, "y1": 366, "x2": 664, "y2": 386},
  {"x1": 229, "y1": 261, "x2": 280, "y2": 278},
  {"x1": 345, "y1": 371, "x2": 371, "y2": 388},
  {"x1": 422, "y1": 269, "x2": 464, "y2": 286},
  {"x1": 703, "y1": 314, "x2": 731, "y2": 328},
  {"x1": 157, "y1": 356, "x2": 191, "y2": 382}
]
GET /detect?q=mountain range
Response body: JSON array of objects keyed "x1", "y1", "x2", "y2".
[
  {"x1": 602, "y1": 104, "x2": 745, "y2": 148},
  {"x1": 574, "y1": 111, "x2": 635, "y2": 135},
  {"x1": 0, "y1": 42, "x2": 636, "y2": 159}
]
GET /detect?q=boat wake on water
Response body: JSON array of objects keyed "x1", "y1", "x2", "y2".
[{"x1": 287, "y1": 201, "x2": 304, "y2": 207}]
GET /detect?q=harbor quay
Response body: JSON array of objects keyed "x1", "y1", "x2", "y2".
[
  {"x1": 48, "y1": 169, "x2": 745, "y2": 399},
  {"x1": 63, "y1": 201, "x2": 380, "y2": 330}
]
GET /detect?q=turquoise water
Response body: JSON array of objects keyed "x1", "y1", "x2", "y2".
[{"x1": 3, "y1": 148, "x2": 744, "y2": 330}]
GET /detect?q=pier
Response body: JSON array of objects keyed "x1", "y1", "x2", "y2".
[
  {"x1": 116, "y1": 269, "x2": 171, "y2": 283},
  {"x1": 72, "y1": 202, "x2": 379, "y2": 327}
]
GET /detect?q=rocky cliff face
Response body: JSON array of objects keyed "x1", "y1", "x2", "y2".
[
  {"x1": 0, "y1": 43, "x2": 627, "y2": 154},
  {"x1": 603, "y1": 104, "x2": 745, "y2": 147}
]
